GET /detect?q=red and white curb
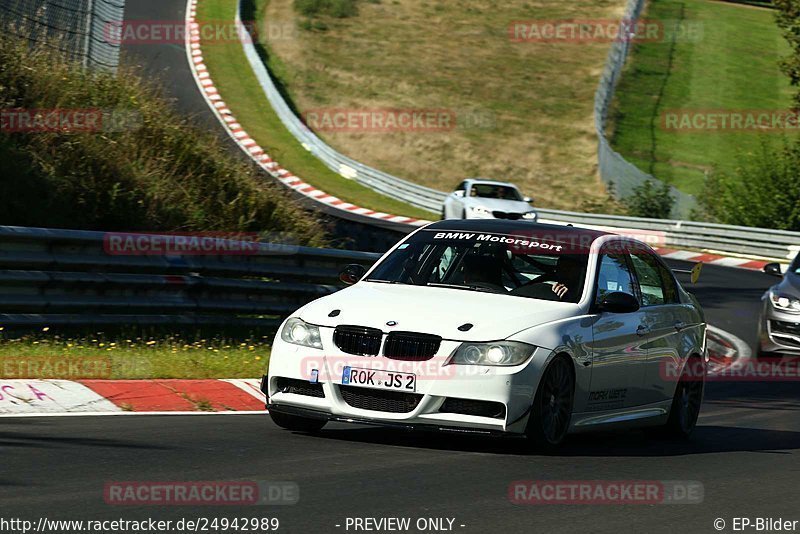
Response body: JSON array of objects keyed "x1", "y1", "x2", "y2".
[
  {"x1": 184, "y1": 0, "x2": 429, "y2": 227},
  {"x1": 653, "y1": 248, "x2": 786, "y2": 272},
  {"x1": 0, "y1": 378, "x2": 266, "y2": 417}
]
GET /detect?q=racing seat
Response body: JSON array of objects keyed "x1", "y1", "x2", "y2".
[{"x1": 462, "y1": 252, "x2": 506, "y2": 292}]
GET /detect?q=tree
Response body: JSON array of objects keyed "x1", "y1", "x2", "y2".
[
  {"x1": 696, "y1": 138, "x2": 800, "y2": 230},
  {"x1": 775, "y1": 0, "x2": 800, "y2": 109}
]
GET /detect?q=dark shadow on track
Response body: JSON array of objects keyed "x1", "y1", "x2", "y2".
[
  {"x1": 0, "y1": 432, "x2": 174, "y2": 451},
  {"x1": 280, "y1": 422, "x2": 800, "y2": 457}
]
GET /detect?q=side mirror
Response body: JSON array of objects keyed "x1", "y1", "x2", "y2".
[
  {"x1": 597, "y1": 291, "x2": 640, "y2": 314},
  {"x1": 339, "y1": 264, "x2": 367, "y2": 285},
  {"x1": 523, "y1": 196, "x2": 533, "y2": 203},
  {"x1": 763, "y1": 262, "x2": 783, "y2": 277},
  {"x1": 453, "y1": 190, "x2": 465, "y2": 198}
]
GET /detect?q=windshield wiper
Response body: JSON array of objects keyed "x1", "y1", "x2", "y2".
[
  {"x1": 364, "y1": 278, "x2": 406, "y2": 285},
  {"x1": 426, "y1": 282, "x2": 499, "y2": 294}
]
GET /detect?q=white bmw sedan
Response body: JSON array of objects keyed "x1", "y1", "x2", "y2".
[
  {"x1": 264, "y1": 220, "x2": 706, "y2": 448},
  {"x1": 442, "y1": 179, "x2": 538, "y2": 221}
]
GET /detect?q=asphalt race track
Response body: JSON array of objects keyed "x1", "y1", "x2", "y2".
[
  {"x1": 3, "y1": 2, "x2": 796, "y2": 533},
  {"x1": 2, "y1": 260, "x2": 795, "y2": 534}
]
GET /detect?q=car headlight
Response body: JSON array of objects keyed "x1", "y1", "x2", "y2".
[
  {"x1": 769, "y1": 291, "x2": 800, "y2": 313},
  {"x1": 521, "y1": 211, "x2": 537, "y2": 220},
  {"x1": 447, "y1": 341, "x2": 535, "y2": 366},
  {"x1": 280, "y1": 318, "x2": 323, "y2": 349},
  {"x1": 470, "y1": 206, "x2": 491, "y2": 215}
]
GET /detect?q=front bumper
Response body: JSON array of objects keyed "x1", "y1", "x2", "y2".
[
  {"x1": 759, "y1": 300, "x2": 800, "y2": 355},
  {"x1": 266, "y1": 404, "x2": 512, "y2": 436},
  {"x1": 265, "y1": 335, "x2": 551, "y2": 434}
]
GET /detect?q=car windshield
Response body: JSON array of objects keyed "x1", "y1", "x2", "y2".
[
  {"x1": 365, "y1": 229, "x2": 590, "y2": 303},
  {"x1": 470, "y1": 184, "x2": 523, "y2": 201}
]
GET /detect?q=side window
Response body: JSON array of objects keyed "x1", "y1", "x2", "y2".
[
  {"x1": 595, "y1": 253, "x2": 635, "y2": 304},
  {"x1": 630, "y1": 251, "x2": 665, "y2": 306},
  {"x1": 657, "y1": 261, "x2": 680, "y2": 304}
]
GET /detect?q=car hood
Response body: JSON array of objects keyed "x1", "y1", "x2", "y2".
[
  {"x1": 297, "y1": 282, "x2": 580, "y2": 341},
  {"x1": 464, "y1": 197, "x2": 532, "y2": 213}
]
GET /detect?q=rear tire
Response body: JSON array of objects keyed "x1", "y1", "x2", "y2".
[
  {"x1": 525, "y1": 357, "x2": 574, "y2": 450},
  {"x1": 661, "y1": 356, "x2": 704, "y2": 438},
  {"x1": 269, "y1": 409, "x2": 326, "y2": 433}
]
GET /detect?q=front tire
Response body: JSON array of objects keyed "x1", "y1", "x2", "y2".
[
  {"x1": 525, "y1": 357, "x2": 574, "y2": 450},
  {"x1": 661, "y1": 356, "x2": 704, "y2": 438},
  {"x1": 269, "y1": 409, "x2": 326, "y2": 433}
]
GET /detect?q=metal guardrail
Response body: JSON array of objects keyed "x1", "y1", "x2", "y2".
[
  {"x1": 0, "y1": 219, "x2": 795, "y2": 331},
  {"x1": 0, "y1": 0, "x2": 125, "y2": 72},
  {"x1": 538, "y1": 209, "x2": 800, "y2": 261},
  {"x1": 0, "y1": 226, "x2": 380, "y2": 327}
]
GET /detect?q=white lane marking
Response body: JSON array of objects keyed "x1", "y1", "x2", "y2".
[
  {"x1": 0, "y1": 380, "x2": 120, "y2": 414},
  {"x1": 222, "y1": 378, "x2": 267, "y2": 402},
  {"x1": 706, "y1": 324, "x2": 753, "y2": 377}
]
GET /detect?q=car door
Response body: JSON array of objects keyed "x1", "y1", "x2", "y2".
[
  {"x1": 587, "y1": 247, "x2": 649, "y2": 410},
  {"x1": 628, "y1": 247, "x2": 691, "y2": 404}
]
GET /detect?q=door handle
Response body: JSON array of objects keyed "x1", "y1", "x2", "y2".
[
  {"x1": 674, "y1": 321, "x2": 687, "y2": 332},
  {"x1": 636, "y1": 324, "x2": 650, "y2": 336}
]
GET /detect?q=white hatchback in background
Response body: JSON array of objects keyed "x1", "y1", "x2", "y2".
[{"x1": 442, "y1": 179, "x2": 537, "y2": 221}]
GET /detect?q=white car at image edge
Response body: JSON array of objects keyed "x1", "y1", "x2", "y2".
[
  {"x1": 442, "y1": 179, "x2": 538, "y2": 221},
  {"x1": 262, "y1": 219, "x2": 707, "y2": 448}
]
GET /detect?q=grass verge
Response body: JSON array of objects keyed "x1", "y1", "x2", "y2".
[
  {"x1": 609, "y1": 0, "x2": 792, "y2": 196},
  {"x1": 196, "y1": 0, "x2": 436, "y2": 220},
  {"x1": 250, "y1": 0, "x2": 627, "y2": 212},
  {"x1": 0, "y1": 331, "x2": 270, "y2": 379}
]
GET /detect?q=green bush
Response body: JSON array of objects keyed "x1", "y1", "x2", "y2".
[
  {"x1": 0, "y1": 35, "x2": 328, "y2": 246},
  {"x1": 624, "y1": 180, "x2": 675, "y2": 219},
  {"x1": 696, "y1": 138, "x2": 800, "y2": 230}
]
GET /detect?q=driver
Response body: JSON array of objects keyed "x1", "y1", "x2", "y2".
[{"x1": 550, "y1": 255, "x2": 583, "y2": 300}]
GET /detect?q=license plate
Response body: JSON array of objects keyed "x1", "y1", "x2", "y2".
[{"x1": 342, "y1": 366, "x2": 416, "y2": 392}]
